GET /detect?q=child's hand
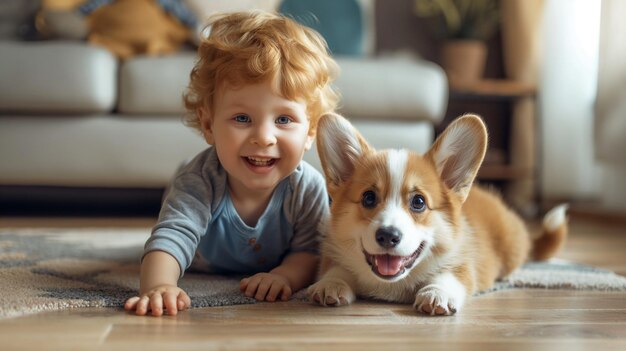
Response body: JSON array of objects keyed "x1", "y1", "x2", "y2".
[
  {"x1": 124, "y1": 285, "x2": 191, "y2": 316},
  {"x1": 240, "y1": 273, "x2": 293, "y2": 302}
]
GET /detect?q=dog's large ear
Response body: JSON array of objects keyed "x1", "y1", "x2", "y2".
[
  {"x1": 316, "y1": 112, "x2": 371, "y2": 187},
  {"x1": 425, "y1": 114, "x2": 487, "y2": 202}
]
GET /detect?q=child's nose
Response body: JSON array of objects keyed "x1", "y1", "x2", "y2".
[{"x1": 251, "y1": 122, "x2": 277, "y2": 146}]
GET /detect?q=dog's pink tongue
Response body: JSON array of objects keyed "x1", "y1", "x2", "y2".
[{"x1": 375, "y1": 255, "x2": 403, "y2": 276}]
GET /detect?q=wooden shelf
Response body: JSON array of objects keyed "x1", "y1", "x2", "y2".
[
  {"x1": 450, "y1": 79, "x2": 536, "y2": 101},
  {"x1": 444, "y1": 78, "x2": 539, "y2": 211},
  {"x1": 478, "y1": 165, "x2": 531, "y2": 180}
]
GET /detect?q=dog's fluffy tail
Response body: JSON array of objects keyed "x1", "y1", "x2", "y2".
[{"x1": 532, "y1": 204, "x2": 569, "y2": 261}]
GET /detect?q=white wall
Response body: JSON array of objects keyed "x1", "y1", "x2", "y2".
[{"x1": 539, "y1": 0, "x2": 602, "y2": 200}]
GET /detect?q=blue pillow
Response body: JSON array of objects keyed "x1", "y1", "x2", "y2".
[{"x1": 279, "y1": 0, "x2": 364, "y2": 56}]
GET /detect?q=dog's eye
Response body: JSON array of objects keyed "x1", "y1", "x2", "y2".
[
  {"x1": 410, "y1": 194, "x2": 427, "y2": 212},
  {"x1": 361, "y1": 190, "x2": 377, "y2": 209}
]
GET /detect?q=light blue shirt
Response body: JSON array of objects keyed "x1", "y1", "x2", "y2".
[{"x1": 144, "y1": 147, "x2": 328, "y2": 277}]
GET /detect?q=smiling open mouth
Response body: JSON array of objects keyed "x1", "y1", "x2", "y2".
[
  {"x1": 363, "y1": 241, "x2": 425, "y2": 280},
  {"x1": 244, "y1": 156, "x2": 276, "y2": 167}
]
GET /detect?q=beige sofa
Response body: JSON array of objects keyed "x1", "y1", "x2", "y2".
[{"x1": 0, "y1": 40, "x2": 447, "y2": 200}]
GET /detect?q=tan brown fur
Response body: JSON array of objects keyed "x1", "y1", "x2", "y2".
[{"x1": 533, "y1": 222, "x2": 568, "y2": 260}]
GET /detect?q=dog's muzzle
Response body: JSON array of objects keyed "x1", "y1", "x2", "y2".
[{"x1": 363, "y1": 241, "x2": 426, "y2": 280}]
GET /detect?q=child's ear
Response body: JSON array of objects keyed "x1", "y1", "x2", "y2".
[
  {"x1": 304, "y1": 132, "x2": 315, "y2": 151},
  {"x1": 198, "y1": 108, "x2": 215, "y2": 145}
]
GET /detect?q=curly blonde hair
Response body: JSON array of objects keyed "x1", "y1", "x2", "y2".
[{"x1": 183, "y1": 11, "x2": 340, "y2": 135}]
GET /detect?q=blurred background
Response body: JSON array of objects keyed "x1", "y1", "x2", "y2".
[{"x1": 0, "y1": 0, "x2": 624, "y2": 220}]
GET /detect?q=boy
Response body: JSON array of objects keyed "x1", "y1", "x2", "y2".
[{"x1": 124, "y1": 10, "x2": 339, "y2": 316}]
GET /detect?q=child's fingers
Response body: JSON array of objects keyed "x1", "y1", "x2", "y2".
[
  {"x1": 177, "y1": 298, "x2": 186, "y2": 311},
  {"x1": 266, "y1": 282, "x2": 284, "y2": 302},
  {"x1": 280, "y1": 285, "x2": 293, "y2": 301},
  {"x1": 150, "y1": 293, "x2": 164, "y2": 317},
  {"x1": 239, "y1": 277, "x2": 249, "y2": 292},
  {"x1": 162, "y1": 292, "x2": 178, "y2": 316},
  {"x1": 254, "y1": 280, "x2": 272, "y2": 301},
  {"x1": 244, "y1": 278, "x2": 260, "y2": 297},
  {"x1": 124, "y1": 296, "x2": 140, "y2": 310},
  {"x1": 136, "y1": 296, "x2": 150, "y2": 315},
  {"x1": 178, "y1": 291, "x2": 191, "y2": 310}
]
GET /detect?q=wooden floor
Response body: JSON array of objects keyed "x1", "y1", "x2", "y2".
[{"x1": 0, "y1": 215, "x2": 625, "y2": 350}]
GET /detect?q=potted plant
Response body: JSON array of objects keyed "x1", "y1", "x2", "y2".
[{"x1": 414, "y1": 0, "x2": 500, "y2": 88}]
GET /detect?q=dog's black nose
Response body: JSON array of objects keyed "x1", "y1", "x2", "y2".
[{"x1": 375, "y1": 226, "x2": 402, "y2": 248}]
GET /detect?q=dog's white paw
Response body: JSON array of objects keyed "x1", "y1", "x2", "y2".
[
  {"x1": 308, "y1": 278, "x2": 356, "y2": 307},
  {"x1": 413, "y1": 284, "x2": 463, "y2": 316}
]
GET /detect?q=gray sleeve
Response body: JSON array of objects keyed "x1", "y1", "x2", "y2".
[
  {"x1": 143, "y1": 151, "x2": 222, "y2": 277},
  {"x1": 284, "y1": 162, "x2": 330, "y2": 254}
]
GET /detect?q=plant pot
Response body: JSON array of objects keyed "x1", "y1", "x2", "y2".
[{"x1": 440, "y1": 40, "x2": 487, "y2": 88}]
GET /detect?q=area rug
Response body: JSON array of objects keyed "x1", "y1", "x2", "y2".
[{"x1": 1, "y1": 227, "x2": 625, "y2": 319}]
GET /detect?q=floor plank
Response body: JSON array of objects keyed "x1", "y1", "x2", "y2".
[{"x1": 0, "y1": 215, "x2": 624, "y2": 350}]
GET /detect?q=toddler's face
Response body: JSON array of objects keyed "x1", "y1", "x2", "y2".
[{"x1": 201, "y1": 80, "x2": 314, "y2": 197}]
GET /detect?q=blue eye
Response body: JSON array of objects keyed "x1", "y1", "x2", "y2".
[
  {"x1": 361, "y1": 190, "x2": 377, "y2": 209},
  {"x1": 276, "y1": 116, "x2": 291, "y2": 124},
  {"x1": 410, "y1": 194, "x2": 427, "y2": 213},
  {"x1": 234, "y1": 114, "x2": 250, "y2": 123}
]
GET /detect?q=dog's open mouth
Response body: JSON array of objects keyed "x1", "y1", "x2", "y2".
[{"x1": 363, "y1": 242, "x2": 425, "y2": 280}]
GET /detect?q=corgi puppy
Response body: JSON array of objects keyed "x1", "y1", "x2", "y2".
[{"x1": 308, "y1": 113, "x2": 568, "y2": 316}]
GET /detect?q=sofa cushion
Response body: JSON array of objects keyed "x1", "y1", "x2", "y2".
[
  {"x1": 334, "y1": 57, "x2": 447, "y2": 124},
  {"x1": 0, "y1": 115, "x2": 432, "y2": 187},
  {"x1": 0, "y1": 41, "x2": 117, "y2": 114},
  {"x1": 119, "y1": 53, "x2": 447, "y2": 123},
  {"x1": 118, "y1": 53, "x2": 196, "y2": 115},
  {"x1": 0, "y1": 115, "x2": 207, "y2": 187}
]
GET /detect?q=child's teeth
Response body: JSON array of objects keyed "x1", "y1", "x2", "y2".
[{"x1": 248, "y1": 157, "x2": 271, "y2": 166}]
